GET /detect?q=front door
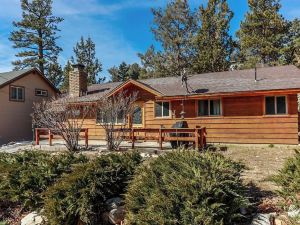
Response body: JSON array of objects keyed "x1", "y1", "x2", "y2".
[{"x1": 132, "y1": 103, "x2": 144, "y2": 127}]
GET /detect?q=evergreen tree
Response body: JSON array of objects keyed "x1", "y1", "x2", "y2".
[
  {"x1": 60, "y1": 60, "x2": 72, "y2": 93},
  {"x1": 128, "y1": 63, "x2": 146, "y2": 80},
  {"x1": 71, "y1": 36, "x2": 104, "y2": 84},
  {"x1": 139, "y1": 0, "x2": 197, "y2": 78},
  {"x1": 138, "y1": 45, "x2": 167, "y2": 78},
  {"x1": 108, "y1": 62, "x2": 144, "y2": 82},
  {"x1": 9, "y1": 0, "x2": 63, "y2": 86},
  {"x1": 281, "y1": 19, "x2": 300, "y2": 67},
  {"x1": 47, "y1": 60, "x2": 63, "y2": 87},
  {"x1": 193, "y1": 0, "x2": 234, "y2": 73},
  {"x1": 237, "y1": 0, "x2": 287, "y2": 68}
]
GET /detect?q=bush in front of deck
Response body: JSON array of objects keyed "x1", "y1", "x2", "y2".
[
  {"x1": 272, "y1": 150, "x2": 300, "y2": 207},
  {"x1": 43, "y1": 151, "x2": 142, "y2": 225},
  {"x1": 0, "y1": 151, "x2": 87, "y2": 210},
  {"x1": 125, "y1": 150, "x2": 250, "y2": 225}
]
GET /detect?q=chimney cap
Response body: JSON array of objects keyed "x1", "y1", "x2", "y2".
[{"x1": 72, "y1": 64, "x2": 85, "y2": 70}]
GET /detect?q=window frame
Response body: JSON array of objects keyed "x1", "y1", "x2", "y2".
[
  {"x1": 132, "y1": 104, "x2": 144, "y2": 127},
  {"x1": 264, "y1": 95, "x2": 288, "y2": 116},
  {"x1": 96, "y1": 111, "x2": 126, "y2": 125},
  {"x1": 35, "y1": 88, "x2": 48, "y2": 97},
  {"x1": 154, "y1": 101, "x2": 171, "y2": 118},
  {"x1": 197, "y1": 98, "x2": 222, "y2": 117},
  {"x1": 9, "y1": 85, "x2": 25, "y2": 102}
]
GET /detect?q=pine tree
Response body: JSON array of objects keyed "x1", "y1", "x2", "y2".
[
  {"x1": 108, "y1": 62, "x2": 144, "y2": 82},
  {"x1": 138, "y1": 45, "x2": 167, "y2": 78},
  {"x1": 47, "y1": 60, "x2": 63, "y2": 87},
  {"x1": 71, "y1": 36, "x2": 104, "y2": 84},
  {"x1": 193, "y1": 0, "x2": 234, "y2": 73},
  {"x1": 60, "y1": 60, "x2": 72, "y2": 93},
  {"x1": 281, "y1": 19, "x2": 300, "y2": 67},
  {"x1": 139, "y1": 0, "x2": 197, "y2": 78},
  {"x1": 237, "y1": 0, "x2": 287, "y2": 68},
  {"x1": 128, "y1": 63, "x2": 146, "y2": 80},
  {"x1": 9, "y1": 0, "x2": 63, "y2": 86}
]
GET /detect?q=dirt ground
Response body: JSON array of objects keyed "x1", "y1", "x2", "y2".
[{"x1": 219, "y1": 144, "x2": 297, "y2": 193}]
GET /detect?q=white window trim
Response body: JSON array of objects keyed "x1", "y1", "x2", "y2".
[
  {"x1": 154, "y1": 101, "x2": 171, "y2": 118},
  {"x1": 265, "y1": 95, "x2": 288, "y2": 115},
  {"x1": 197, "y1": 99, "x2": 222, "y2": 117},
  {"x1": 10, "y1": 85, "x2": 25, "y2": 101},
  {"x1": 96, "y1": 112, "x2": 126, "y2": 125},
  {"x1": 35, "y1": 89, "x2": 48, "y2": 97}
]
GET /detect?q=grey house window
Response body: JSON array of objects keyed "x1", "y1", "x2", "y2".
[
  {"x1": 35, "y1": 89, "x2": 48, "y2": 97},
  {"x1": 10, "y1": 86, "x2": 25, "y2": 102},
  {"x1": 265, "y1": 96, "x2": 287, "y2": 115}
]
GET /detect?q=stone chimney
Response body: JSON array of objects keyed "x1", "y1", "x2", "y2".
[{"x1": 69, "y1": 64, "x2": 87, "y2": 97}]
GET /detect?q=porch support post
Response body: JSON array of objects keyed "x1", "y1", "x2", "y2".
[
  {"x1": 35, "y1": 129, "x2": 39, "y2": 145},
  {"x1": 297, "y1": 93, "x2": 300, "y2": 143},
  {"x1": 48, "y1": 130, "x2": 52, "y2": 146},
  {"x1": 131, "y1": 128, "x2": 135, "y2": 149},
  {"x1": 85, "y1": 129, "x2": 88, "y2": 148},
  {"x1": 159, "y1": 128, "x2": 163, "y2": 150},
  {"x1": 195, "y1": 128, "x2": 199, "y2": 150}
]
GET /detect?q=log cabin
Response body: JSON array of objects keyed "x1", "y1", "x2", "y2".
[{"x1": 68, "y1": 64, "x2": 300, "y2": 145}]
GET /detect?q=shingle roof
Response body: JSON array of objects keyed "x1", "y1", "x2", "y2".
[
  {"x1": 0, "y1": 68, "x2": 34, "y2": 87},
  {"x1": 140, "y1": 65, "x2": 300, "y2": 96},
  {"x1": 0, "y1": 68, "x2": 59, "y2": 93},
  {"x1": 78, "y1": 65, "x2": 300, "y2": 102}
]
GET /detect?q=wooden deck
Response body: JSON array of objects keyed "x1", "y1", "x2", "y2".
[
  {"x1": 35, "y1": 127, "x2": 207, "y2": 150},
  {"x1": 112, "y1": 127, "x2": 207, "y2": 150},
  {"x1": 35, "y1": 128, "x2": 89, "y2": 147}
]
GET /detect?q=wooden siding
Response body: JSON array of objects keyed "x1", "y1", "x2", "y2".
[{"x1": 82, "y1": 90, "x2": 299, "y2": 145}]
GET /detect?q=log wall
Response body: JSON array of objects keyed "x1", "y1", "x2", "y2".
[{"x1": 81, "y1": 93, "x2": 299, "y2": 145}]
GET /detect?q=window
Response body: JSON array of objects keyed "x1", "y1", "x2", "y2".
[
  {"x1": 10, "y1": 86, "x2": 25, "y2": 102},
  {"x1": 265, "y1": 96, "x2": 287, "y2": 115},
  {"x1": 96, "y1": 111, "x2": 125, "y2": 124},
  {"x1": 155, "y1": 101, "x2": 170, "y2": 118},
  {"x1": 132, "y1": 106, "x2": 143, "y2": 126},
  {"x1": 198, "y1": 99, "x2": 221, "y2": 116},
  {"x1": 35, "y1": 89, "x2": 48, "y2": 97}
]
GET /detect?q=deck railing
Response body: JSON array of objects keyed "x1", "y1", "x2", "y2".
[
  {"x1": 35, "y1": 128, "x2": 89, "y2": 147},
  {"x1": 112, "y1": 127, "x2": 207, "y2": 150}
]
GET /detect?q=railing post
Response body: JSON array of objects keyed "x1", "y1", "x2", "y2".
[
  {"x1": 195, "y1": 128, "x2": 199, "y2": 150},
  {"x1": 35, "y1": 129, "x2": 39, "y2": 145},
  {"x1": 48, "y1": 129, "x2": 52, "y2": 146},
  {"x1": 204, "y1": 128, "x2": 206, "y2": 148},
  {"x1": 131, "y1": 128, "x2": 135, "y2": 149},
  {"x1": 200, "y1": 128, "x2": 204, "y2": 150},
  {"x1": 85, "y1": 129, "x2": 88, "y2": 148},
  {"x1": 159, "y1": 128, "x2": 163, "y2": 150}
]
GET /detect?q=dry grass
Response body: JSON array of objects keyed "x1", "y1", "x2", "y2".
[{"x1": 219, "y1": 144, "x2": 298, "y2": 192}]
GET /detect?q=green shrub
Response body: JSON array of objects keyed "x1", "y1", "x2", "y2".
[
  {"x1": 125, "y1": 150, "x2": 250, "y2": 225},
  {"x1": 43, "y1": 151, "x2": 142, "y2": 225},
  {"x1": 272, "y1": 150, "x2": 300, "y2": 206},
  {"x1": 0, "y1": 151, "x2": 87, "y2": 210}
]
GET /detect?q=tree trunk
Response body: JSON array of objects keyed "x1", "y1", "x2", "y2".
[{"x1": 38, "y1": 29, "x2": 44, "y2": 74}]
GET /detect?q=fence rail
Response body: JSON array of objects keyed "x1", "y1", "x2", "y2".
[
  {"x1": 35, "y1": 128, "x2": 89, "y2": 147},
  {"x1": 112, "y1": 127, "x2": 207, "y2": 150}
]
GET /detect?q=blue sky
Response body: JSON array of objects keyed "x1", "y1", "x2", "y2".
[{"x1": 0, "y1": 0, "x2": 299, "y2": 81}]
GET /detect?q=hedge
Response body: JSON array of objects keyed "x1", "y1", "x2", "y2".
[{"x1": 125, "y1": 150, "x2": 250, "y2": 225}]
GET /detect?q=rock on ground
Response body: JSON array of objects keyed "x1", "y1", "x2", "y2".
[
  {"x1": 21, "y1": 212, "x2": 44, "y2": 225},
  {"x1": 251, "y1": 213, "x2": 276, "y2": 225}
]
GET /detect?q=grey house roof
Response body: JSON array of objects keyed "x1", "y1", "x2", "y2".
[
  {"x1": 0, "y1": 68, "x2": 34, "y2": 87},
  {"x1": 78, "y1": 65, "x2": 300, "y2": 102},
  {"x1": 0, "y1": 68, "x2": 59, "y2": 92}
]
